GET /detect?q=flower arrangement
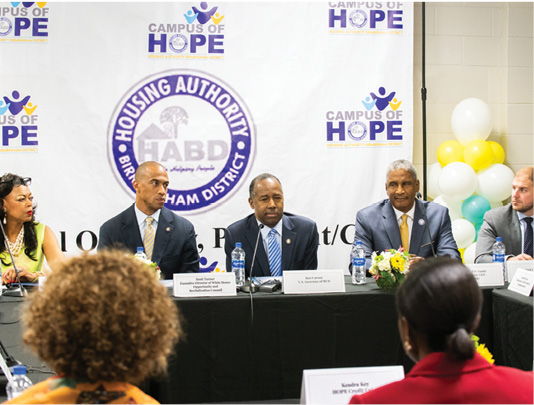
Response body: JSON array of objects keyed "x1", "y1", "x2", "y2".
[
  {"x1": 133, "y1": 255, "x2": 161, "y2": 280},
  {"x1": 369, "y1": 248, "x2": 410, "y2": 289},
  {"x1": 471, "y1": 334, "x2": 495, "y2": 364}
]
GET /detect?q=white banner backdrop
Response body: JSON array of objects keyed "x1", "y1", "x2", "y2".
[{"x1": 0, "y1": 2, "x2": 413, "y2": 272}]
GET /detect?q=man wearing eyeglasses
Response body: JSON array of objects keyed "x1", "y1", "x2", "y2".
[{"x1": 98, "y1": 161, "x2": 200, "y2": 278}]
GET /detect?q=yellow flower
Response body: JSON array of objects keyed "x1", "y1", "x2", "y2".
[
  {"x1": 391, "y1": 254, "x2": 403, "y2": 271},
  {"x1": 477, "y1": 344, "x2": 495, "y2": 364}
]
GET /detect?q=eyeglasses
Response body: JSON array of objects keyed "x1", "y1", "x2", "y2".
[{"x1": 0, "y1": 177, "x2": 32, "y2": 187}]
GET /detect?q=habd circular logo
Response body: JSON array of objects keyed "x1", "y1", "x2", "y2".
[{"x1": 108, "y1": 69, "x2": 255, "y2": 213}]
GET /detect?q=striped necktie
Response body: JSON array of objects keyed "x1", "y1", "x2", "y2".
[
  {"x1": 143, "y1": 217, "x2": 156, "y2": 261},
  {"x1": 267, "y1": 228, "x2": 281, "y2": 277},
  {"x1": 524, "y1": 217, "x2": 533, "y2": 258},
  {"x1": 400, "y1": 214, "x2": 409, "y2": 252}
]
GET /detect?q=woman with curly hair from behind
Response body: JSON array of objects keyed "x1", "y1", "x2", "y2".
[{"x1": 4, "y1": 249, "x2": 182, "y2": 404}]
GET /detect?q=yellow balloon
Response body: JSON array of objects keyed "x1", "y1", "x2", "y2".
[
  {"x1": 487, "y1": 141, "x2": 505, "y2": 164},
  {"x1": 437, "y1": 140, "x2": 464, "y2": 166},
  {"x1": 459, "y1": 248, "x2": 465, "y2": 262},
  {"x1": 463, "y1": 140, "x2": 494, "y2": 171}
]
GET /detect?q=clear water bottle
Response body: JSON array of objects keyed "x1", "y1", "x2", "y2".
[
  {"x1": 492, "y1": 237, "x2": 506, "y2": 280},
  {"x1": 351, "y1": 241, "x2": 366, "y2": 285},
  {"x1": 492, "y1": 237, "x2": 506, "y2": 263},
  {"x1": 6, "y1": 365, "x2": 33, "y2": 400},
  {"x1": 231, "y1": 242, "x2": 245, "y2": 287},
  {"x1": 134, "y1": 247, "x2": 147, "y2": 261}
]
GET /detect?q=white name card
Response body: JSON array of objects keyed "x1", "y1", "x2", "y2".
[
  {"x1": 38, "y1": 275, "x2": 47, "y2": 291},
  {"x1": 173, "y1": 273, "x2": 236, "y2": 297},
  {"x1": 466, "y1": 263, "x2": 504, "y2": 287},
  {"x1": 506, "y1": 260, "x2": 533, "y2": 282},
  {"x1": 283, "y1": 270, "x2": 345, "y2": 294},
  {"x1": 300, "y1": 365, "x2": 404, "y2": 405},
  {"x1": 508, "y1": 268, "x2": 534, "y2": 297}
]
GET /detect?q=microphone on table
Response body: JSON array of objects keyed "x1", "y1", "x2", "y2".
[
  {"x1": 0, "y1": 221, "x2": 27, "y2": 297},
  {"x1": 240, "y1": 223, "x2": 264, "y2": 294},
  {"x1": 416, "y1": 192, "x2": 437, "y2": 258}
]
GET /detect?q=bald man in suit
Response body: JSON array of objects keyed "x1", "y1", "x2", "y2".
[{"x1": 98, "y1": 161, "x2": 199, "y2": 279}]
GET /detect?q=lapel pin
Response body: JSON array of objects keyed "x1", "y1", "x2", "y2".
[
  {"x1": 418, "y1": 219, "x2": 425, "y2": 226},
  {"x1": 286, "y1": 238, "x2": 291, "y2": 244},
  {"x1": 166, "y1": 227, "x2": 171, "y2": 232}
]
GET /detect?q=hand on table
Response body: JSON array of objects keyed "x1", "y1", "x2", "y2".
[
  {"x1": 1, "y1": 266, "x2": 34, "y2": 285},
  {"x1": 508, "y1": 254, "x2": 533, "y2": 261}
]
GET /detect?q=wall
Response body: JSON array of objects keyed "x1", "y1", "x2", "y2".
[{"x1": 413, "y1": 2, "x2": 533, "y2": 184}]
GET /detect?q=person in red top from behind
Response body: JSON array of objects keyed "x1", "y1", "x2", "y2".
[{"x1": 349, "y1": 257, "x2": 533, "y2": 404}]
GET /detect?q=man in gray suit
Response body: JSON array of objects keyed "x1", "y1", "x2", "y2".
[
  {"x1": 98, "y1": 161, "x2": 199, "y2": 278},
  {"x1": 224, "y1": 173, "x2": 319, "y2": 277},
  {"x1": 353, "y1": 159, "x2": 461, "y2": 268},
  {"x1": 475, "y1": 166, "x2": 533, "y2": 263}
]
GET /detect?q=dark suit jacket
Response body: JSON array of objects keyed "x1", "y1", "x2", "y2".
[
  {"x1": 224, "y1": 213, "x2": 319, "y2": 277},
  {"x1": 354, "y1": 199, "x2": 461, "y2": 267},
  {"x1": 349, "y1": 352, "x2": 533, "y2": 404},
  {"x1": 98, "y1": 204, "x2": 199, "y2": 279},
  {"x1": 475, "y1": 204, "x2": 523, "y2": 263}
]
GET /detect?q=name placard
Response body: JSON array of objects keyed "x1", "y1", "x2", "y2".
[
  {"x1": 283, "y1": 270, "x2": 345, "y2": 294},
  {"x1": 173, "y1": 273, "x2": 236, "y2": 297},
  {"x1": 38, "y1": 275, "x2": 47, "y2": 291},
  {"x1": 508, "y1": 268, "x2": 534, "y2": 297},
  {"x1": 466, "y1": 263, "x2": 504, "y2": 287},
  {"x1": 300, "y1": 365, "x2": 404, "y2": 405},
  {"x1": 506, "y1": 260, "x2": 533, "y2": 282}
]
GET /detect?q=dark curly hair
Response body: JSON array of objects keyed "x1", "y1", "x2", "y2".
[
  {"x1": 0, "y1": 173, "x2": 38, "y2": 263},
  {"x1": 22, "y1": 249, "x2": 182, "y2": 384}
]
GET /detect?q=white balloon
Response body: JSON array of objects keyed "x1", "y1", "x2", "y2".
[
  {"x1": 463, "y1": 242, "x2": 478, "y2": 264},
  {"x1": 451, "y1": 98, "x2": 492, "y2": 145},
  {"x1": 427, "y1": 162, "x2": 442, "y2": 199},
  {"x1": 477, "y1": 164, "x2": 515, "y2": 202},
  {"x1": 452, "y1": 218, "x2": 476, "y2": 249},
  {"x1": 433, "y1": 194, "x2": 463, "y2": 221},
  {"x1": 438, "y1": 162, "x2": 478, "y2": 201}
]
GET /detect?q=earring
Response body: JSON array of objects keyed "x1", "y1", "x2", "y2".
[{"x1": 403, "y1": 340, "x2": 412, "y2": 352}]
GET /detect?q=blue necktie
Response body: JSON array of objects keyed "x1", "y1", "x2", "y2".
[
  {"x1": 268, "y1": 229, "x2": 281, "y2": 277},
  {"x1": 523, "y1": 217, "x2": 533, "y2": 257}
]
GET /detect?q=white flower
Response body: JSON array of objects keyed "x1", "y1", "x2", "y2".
[{"x1": 378, "y1": 259, "x2": 391, "y2": 271}]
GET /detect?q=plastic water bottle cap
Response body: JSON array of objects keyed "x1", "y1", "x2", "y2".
[
  {"x1": 12, "y1": 365, "x2": 27, "y2": 375},
  {"x1": 137, "y1": 247, "x2": 144, "y2": 253},
  {"x1": 235, "y1": 242, "x2": 242, "y2": 248},
  {"x1": 496, "y1": 237, "x2": 503, "y2": 242},
  {"x1": 356, "y1": 241, "x2": 363, "y2": 245}
]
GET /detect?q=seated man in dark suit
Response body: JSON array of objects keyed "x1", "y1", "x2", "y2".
[
  {"x1": 98, "y1": 161, "x2": 199, "y2": 278},
  {"x1": 353, "y1": 159, "x2": 461, "y2": 268},
  {"x1": 475, "y1": 166, "x2": 533, "y2": 263},
  {"x1": 224, "y1": 173, "x2": 319, "y2": 277}
]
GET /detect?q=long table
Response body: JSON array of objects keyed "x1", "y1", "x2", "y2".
[
  {"x1": 145, "y1": 278, "x2": 495, "y2": 403},
  {"x1": 0, "y1": 279, "x2": 528, "y2": 404}
]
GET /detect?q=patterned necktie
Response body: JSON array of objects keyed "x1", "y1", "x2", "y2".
[
  {"x1": 400, "y1": 214, "x2": 409, "y2": 252},
  {"x1": 143, "y1": 217, "x2": 156, "y2": 261},
  {"x1": 267, "y1": 228, "x2": 282, "y2": 277},
  {"x1": 523, "y1": 217, "x2": 533, "y2": 257}
]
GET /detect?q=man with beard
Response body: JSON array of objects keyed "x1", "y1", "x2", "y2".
[
  {"x1": 475, "y1": 166, "x2": 533, "y2": 263},
  {"x1": 224, "y1": 173, "x2": 319, "y2": 277}
]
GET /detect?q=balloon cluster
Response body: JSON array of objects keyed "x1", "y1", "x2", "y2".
[{"x1": 428, "y1": 98, "x2": 514, "y2": 264}]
